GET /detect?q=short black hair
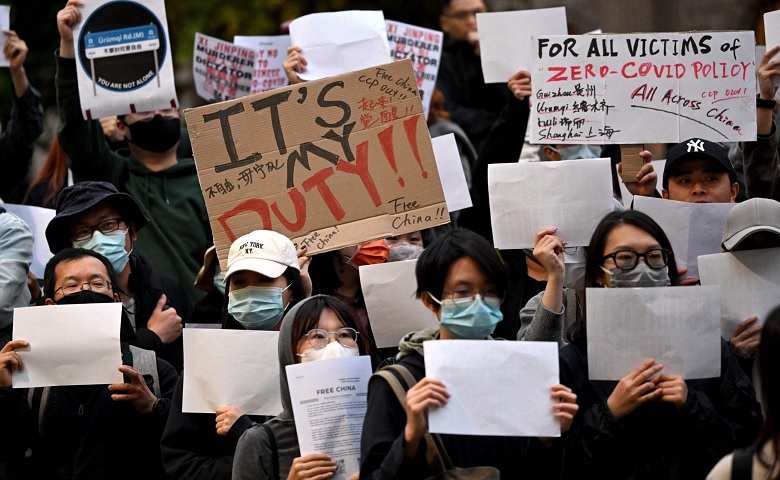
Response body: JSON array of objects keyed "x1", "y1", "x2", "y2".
[
  {"x1": 43, "y1": 248, "x2": 118, "y2": 299},
  {"x1": 415, "y1": 227, "x2": 507, "y2": 305}
]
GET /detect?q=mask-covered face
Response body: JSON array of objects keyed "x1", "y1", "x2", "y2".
[
  {"x1": 600, "y1": 263, "x2": 671, "y2": 288},
  {"x1": 346, "y1": 240, "x2": 389, "y2": 268},
  {"x1": 557, "y1": 144, "x2": 601, "y2": 160},
  {"x1": 388, "y1": 242, "x2": 424, "y2": 262},
  {"x1": 125, "y1": 114, "x2": 180, "y2": 153},
  {"x1": 298, "y1": 340, "x2": 359, "y2": 363},
  {"x1": 73, "y1": 229, "x2": 131, "y2": 274},
  {"x1": 563, "y1": 248, "x2": 587, "y2": 290},
  {"x1": 228, "y1": 285, "x2": 289, "y2": 330},
  {"x1": 55, "y1": 290, "x2": 114, "y2": 305},
  {"x1": 429, "y1": 293, "x2": 503, "y2": 339}
]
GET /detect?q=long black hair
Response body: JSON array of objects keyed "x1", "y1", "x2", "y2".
[
  {"x1": 567, "y1": 210, "x2": 680, "y2": 344},
  {"x1": 756, "y1": 305, "x2": 780, "y2": 477}
]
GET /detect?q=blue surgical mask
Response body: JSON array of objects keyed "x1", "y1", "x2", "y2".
[
  {"x1": 428, "y1": 293, "x2": 503, "y2": 339},
  {"x1": 73, "y1": 229, "x2": 131, "y2": 273},
  {"x1": 228, "y1": 285, "x2": 289, "y2": 330},
  {"x1": 555, "y1": 145, "x2": 601, "y2": 160},
  {"x1": 213, "y1": 271, "x2": 226, "y2": 296},
  {"x1": 600, "y1": 263, "x2": 671, "y2": 288}
]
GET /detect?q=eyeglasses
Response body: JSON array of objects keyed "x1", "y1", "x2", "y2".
[
  {"x1": 563, "y1": 246, "x2": 579, "y2": 255},
  {"x1": 429, "y1": 290, "x2": 504, "y2": 308},
  {"x1": 54, "y1": 278, "x2": 112, "y2": 297},
  {"x1": 601, "y1": 249, "x2": 672, "y2": 271},
  {"x1": 303, "y1": 327, "x2": 359, "y2": 349},
  {"x1": 70, "y1": 218, "x2": 126, "y2": 242},
  {"x1": 446, "y1": 8, "x2": 486, "y2": 20}
]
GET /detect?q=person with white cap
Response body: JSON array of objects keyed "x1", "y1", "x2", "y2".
[
  {"x1": 720, "y1": 198, "x2": 780, "y2": 366},
  {"x1": 161, "y1": 230, "x2": 309, "y2": 480}
]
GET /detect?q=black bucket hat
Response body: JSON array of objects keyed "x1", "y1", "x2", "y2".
[{"x1": 45, "y1": 181, "x2": 149, "y2": 253}]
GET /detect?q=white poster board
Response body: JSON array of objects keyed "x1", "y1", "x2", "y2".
[
  {"x1": 2, "y1": 204, "x2": 55, "y2": 278},
  {"x1": 73, "y1": 0, "x2": 178, "y2": 119},
  {"x1": 431, "y1": 134, "x2": 472, "y2": 212},
  {"x1": 616, "y1": 160, "x2": 666, "y2": 207},
  {"x1": 530, "y1": 32, "x2": 756, "y2": 144},
  {"x1": 586, "y1": 286, "x2": 721, "y2": 380}
]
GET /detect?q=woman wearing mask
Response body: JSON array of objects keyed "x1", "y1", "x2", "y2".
[
  {"x1": 360, "y1": 228, "x2": 578, "y2": 478},
  {"x1": 232, "y1": 294, "x2": 373, "y2": 480},
  {"x1": 161, "y1": 230, "x2": 306, "y2": 479},
  {"x1": 559, "y1": 210, "x2": 762, "y2": 479}
]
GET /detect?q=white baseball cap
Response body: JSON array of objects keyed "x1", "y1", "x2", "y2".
[
  {"x1": 225, "y1": 230, "x2": 299, "y2": 281},
  {"x1": 722, "y1": 198, "x2": 780, "y2": 251}
]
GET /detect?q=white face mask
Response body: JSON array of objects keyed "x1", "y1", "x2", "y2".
[
  {"x1": 563, "y1": 248, "x2": 587, "y2": 290},
  {"x1": 298, "y1": 341, "x2": 359, "y2": 363},
  {"x1": 600, "y1": 263, "x2": 671, "y2": 288}
]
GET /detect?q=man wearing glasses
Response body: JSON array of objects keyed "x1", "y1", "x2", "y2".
[
  {"x1": 45, "y1": 181, "x2": 190, "y2": 372},
  {"x1": 438, "y1": 0, "x2": 510, "y2": 152}
]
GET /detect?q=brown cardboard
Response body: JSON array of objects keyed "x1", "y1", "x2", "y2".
[
  {"x1": 619, "y1": 144, "x2": 645, "y2": 183},
  {"x1": 184, "y1": 59, "x2": 450, "y2": 270}
]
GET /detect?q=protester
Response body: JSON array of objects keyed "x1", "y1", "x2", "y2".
[
  {"x1": 22, "y1": 136, "x2": 71, "y2": 209},
  {"x1": 0, "y1": 208, "x2": 33, "y2": 346},
  {"x1": 707, "y1": 305, "x2": 780, "y2": 480},
  {"x1": 56, "y1": 0, "x2": 212, "y2": 303},
  {"x1": 0, "y1": 248, "x2": 178, "y2": 479},
  {"x1": 0, "y1": 29, "x2": 44, "y2": 202},
  {"x1": 160, "y1": 230, "x2": 306, "y2": 480},
  {"x1": 45, "y1": 181, "x2": 191, "y2": 372},
  {"x1": 559, "y1": 210, "x2": 761, "y2": 478},
  {"x1": 232, "y1": 294, "x2": 373, "y2": 480},
  {"x1": 360, "y1": 228, "x2": 578, "y2": 478}
]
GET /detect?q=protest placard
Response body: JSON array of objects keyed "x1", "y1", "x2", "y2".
[
  {"x1": 193, "y1": 33, "x2": 254, "y2": 102},
  {"x1": 0, "y1": 7, "x2": 9, "y2": 68},
  {"x1": 764, "y1": 10, "x2": 780, "y2": 88},
  {"x1": 184, "y1": 59, "x2": 449, "y2": 270},
  {"x1": 72, "y1": 0, "x2": 178, "y2": 119},
  {"x1": 233, "y1": 35, "x2": 291, "y2": 93},
  {"x1": 2, "y1": 204, "x2": 55, "y2": 278},
  {"x1": 530, "y1": 32, "x2": 756, "y2": 144},
  {"x1": 386, "y1": 20, "x2": 443, "y2": 119}
]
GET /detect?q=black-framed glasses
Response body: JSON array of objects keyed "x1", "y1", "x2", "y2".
[
  {"x1": 304, "y1": 327, "x2": 359, "y2": 349},
  {"x1": 563, "y1": 246, "x2": 579, "y2": 255},
  {"x1": 54, "y1": 278, "x2": 112, "y2": 296},
  {"x1": 601, "y1": 249, "x2": 672, "y2": 271},
  {"x1": 70, "y1": 218, "x2": 126, "y2": 242}
]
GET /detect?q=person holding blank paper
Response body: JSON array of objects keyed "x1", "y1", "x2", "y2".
[
  {"x1": 360, "y1": 228, "x2": 578, "y2": 478},
  {"x1": 558, "y1": 210, "x2": 761, "y2": 479},
  {"x1": 233, "y1": 295, "x2": 374, "y2": 480}
]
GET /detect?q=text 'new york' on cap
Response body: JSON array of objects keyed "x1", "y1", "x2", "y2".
[{"x1": 225, "y1": 230, "x2": 300, "y2": 282}]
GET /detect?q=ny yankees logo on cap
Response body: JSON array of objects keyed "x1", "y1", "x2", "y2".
[{"x1": 686, "y1": 139, "x2": 705, "y2": 153}]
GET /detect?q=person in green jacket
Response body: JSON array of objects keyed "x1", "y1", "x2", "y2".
[{"x1": 55, "y1": 0, "x2": 211, "y2": 303}]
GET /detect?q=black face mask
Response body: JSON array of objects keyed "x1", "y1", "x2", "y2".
[
  {"x1": 55, "y1": 290, "x2": 115, "y2": 305},
  {"x1": 125, "y1": 114, "x2": 181, "y2": 153}
]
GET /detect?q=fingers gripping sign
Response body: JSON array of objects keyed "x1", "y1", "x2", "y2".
[
  {"x1": 108, "y1": 365, "x2": 157, "y2": 413},
  {"x1": 730, "y1": 315, "x2": 761, "y2": 357},
  {"x1": 288, "y1": 453, "x2": 337, "y2": 480},
  {"x1": 606, "y1": 358, "x2": 664, "y2": 419},
  {"x1": 215, "y1": 405, "x2": 245, "y2": 436},
  {"x1": 403, "y1": 377, "x2": 450, "y2": 456},
  {"x1": 0, "y1": 340, "x2": 29, "y2": 388}
]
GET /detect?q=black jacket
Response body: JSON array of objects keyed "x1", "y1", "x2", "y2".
[{"x1": 559, "y1": 339, "x2": 762, "y2": 479}]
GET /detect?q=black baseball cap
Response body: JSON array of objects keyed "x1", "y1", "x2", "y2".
[
  {"x1": 663, "y1": 138, "x2": 736, "y2": 190},
  {"x1": 45, "y1": 181, "x2": 148, "y2": 253}
]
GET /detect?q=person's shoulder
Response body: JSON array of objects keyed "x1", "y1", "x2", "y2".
[{"x1": 704, "y1": 452, "x2": 732, "y2": 479}]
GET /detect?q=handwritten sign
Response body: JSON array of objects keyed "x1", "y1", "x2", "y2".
[
  {"x1": 530, "y1": 32, "x2": 756, "y2": 144},
  {"x1": 233, "y1": 35, "x2": 291, "y2": 93},
  {"x1": 193, "y1": 33, "x2": 254, "y2": 102},
  {"x1": 73, "y1": 0, "x2": 178, "y2": 119},
  {"x1": 386, "y1": 20, "x2": 443, "y2": 119},
  {"x1": 184, "y1": 59, "x2": 449, "y2": 270}
]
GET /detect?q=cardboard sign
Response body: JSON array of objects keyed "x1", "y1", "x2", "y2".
[
  {"x1": 72, "y1": 0, "x2": 178, "y2": 119},
  {"x1": 531, "y1": 32, "x2": 756, "y2": 144},
  {"x1": 193, "y1": 33, "x2": 255, "y2": 102},
  {"x1": 233, "y1": 35, "x2": 291, "y2": 93},
  {"x1": 386, "y1": 20, "x2": 443, "y2": 119},
  {"x1": 184, "y1": 59, "x2": 449, "y2": 270}
]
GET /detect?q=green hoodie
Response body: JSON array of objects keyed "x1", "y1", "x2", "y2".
[{"x1": 55, "y1": 53, "x2": 211, "y2": 303}]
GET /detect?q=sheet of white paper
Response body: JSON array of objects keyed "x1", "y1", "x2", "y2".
[
  {"x1": 193, "y1": 33, "x2": 254, "y2": 102},
  {"x1": 1, "y1": 204, "x2": 56, "y2": 278},
  {"x1": 488, "y1": 158, "x2": 614, "y2": 249},
  {"x1": 431, "y1": 134, "x2": 472, "y2": 212},
  {"x1": 287, "y1": 356, "x2": 372, "y2": 480},
  {"x1": 182, "y1": 329, "x2": 282, "y2": 415},
  {"x1": 586, "y1": 286, "x2": 721, "y2": 380},
  {"x1": 425, "y1": 340, "x2": 560, "y2": 437},
  {"x1": 359, "y1": 260, "x2": 439, "y2": 348},
  {"x1": 616, "y1": 160, "x2": 666, "y2": 207},
  {"x1": 233, "y1": 35, "x2": 291, "y2": 93},
  {"x1": 386, "y1": 20, "x2": 443, "y2": 118},
  {"x1": 633, "y1": 196, "x2": 735, "y2": 279},
  {"x1": 765, "y1": 10, "x2": 780, "y2": 88},
  {"x1": 477, "y1": 7, "x2": 567, "y2": 83},
  {"x1": 0, "y1": 7, "x2": 9, "y2": 68},
  {"x1": 699, "y1": 248, "x2": 780, "y2": 338},
  {"x1": 184, "y1": 323, "x2": 221, "y2": 329},
  {"x1": 72, "y1": 0, "x2": 178, "y2": 119},
  {"x1": 290, "y1": 11, "x2": 390, "y2": 81},
  {"x1": 11, "y1": 303, "x2": 123, "y2": 387}
]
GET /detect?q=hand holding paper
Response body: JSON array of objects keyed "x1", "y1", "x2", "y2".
[
  {"x1": 606, "y1": 358, "x2": 664, "y2": 419},
  {"x1": 0, "y1": 340, "x2": 28, "y2": 388}
]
